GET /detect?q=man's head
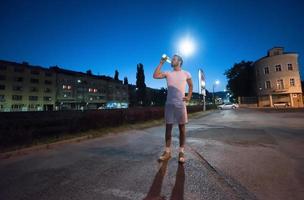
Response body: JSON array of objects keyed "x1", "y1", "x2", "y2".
[{"x1": 171, "y1": 54, "x2": 183, "y2": 68}]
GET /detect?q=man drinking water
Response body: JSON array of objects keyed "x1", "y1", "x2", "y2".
[{"x1": 153, "y1": 54, "x2": 193, "y2": 163}]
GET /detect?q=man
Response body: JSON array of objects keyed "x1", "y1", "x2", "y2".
[{"x1": 153, "y1": 54, "x2": 193, "y2": 163}]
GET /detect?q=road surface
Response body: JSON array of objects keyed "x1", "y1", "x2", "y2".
[{"x1": 0, "y1": 108, "x2": 304, "y2": 200}]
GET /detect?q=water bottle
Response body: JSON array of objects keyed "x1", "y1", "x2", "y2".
[{"x1": 162, "y1": 54, "x2": 171, "y2": 64}]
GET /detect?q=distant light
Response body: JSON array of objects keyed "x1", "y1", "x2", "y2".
[
  {"x1": 215, "y1": 80, "x2": 220, "y2": 85},
  {"x1": 178, "y1": 37, "x2": 196, "y2": 57}
]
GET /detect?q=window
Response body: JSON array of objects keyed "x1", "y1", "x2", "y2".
[
  {"x1": 12, "y1": 95, "x2": 22, "y2": 100},
  {"x1": 264, "y1": 67, "x2": 269, "y2": 74},
  {"x1": 62, "y1": 84, "x2": 72, "y2": 90},
  {"x1": 256, "y1": 70, "x2": 260, "y2": 76},
  {"x1": 29, "y1": 96, "x2": 38, "y2": 101},
  {"x1": 44, "y1": 80, "x2": 52, "y2": 85},
  {"x1": 0, "y1": 95, "x2": 5, "y2": 102},
  {"x1": 275, "y1": 65, "x2": 282, "y2": 72},
  {"x1": 12, "y1": 85, "x2": 23, "y2": 91},
  {"x1": 44, "y1": 88, "x2": 51, "y2": 93},
  {"x1": 14, "y1": 77, "x2": 23, "y2": 82},
  {"x1": 0, "y1": 85, "x2": 5, "y2": 90},
  {"x1": 290, "y1": 78, "x2": 295, "y2": 87},
  {"x1": 30, "y1": 78, "x2": 39, "y2": 84},
  {"x1": 287, "y1": 64, "x2": 293, "y2": 71},
  {"x1": 11, "y1": 104, "x2": 23, "y2": 109},
  {"x1": 276, "y1": 79, "x2": 284, "y2": 89},
  {"x1": 14, "y1": 67, "x2": 24, "y2": 73},
  {"x1": 31, "y1": 70, "x2": 40, "y2": 75},
  {"x1": 30, "y1": 87, "x2": 38, "y2": 92},
  {"x1": 265, "y1": 81, "x2": 271, "y2": 89},
  {"x1": 45, "y1": 72, "x2": 52, "y2": 77},
  {"x1": 43, "y1": 96, "x2": 52, "y2": 101}
]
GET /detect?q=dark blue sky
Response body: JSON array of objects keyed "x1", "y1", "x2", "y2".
[{"x1": 1, "y1": 0, "x2": 304, "y2": 92}]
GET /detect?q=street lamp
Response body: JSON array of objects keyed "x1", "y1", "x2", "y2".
[
  {"x1": 213, "y1": 80, "x2": 220, "y2": 104},
  {"x1": 178, "y1": 36, "x2": 196, "y2": 57}
]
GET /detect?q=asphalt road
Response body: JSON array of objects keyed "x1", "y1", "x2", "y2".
[{"x1": 0, "y1": 108, "x2": 304, "y2": 200}]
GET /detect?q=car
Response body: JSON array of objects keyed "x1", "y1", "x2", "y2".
[
  {"x1": 273, "y1": 102, "x2": 289, "y2": 108},
  {"x1": 218, "y1": 103, "x2": 239, "y2": 110}
]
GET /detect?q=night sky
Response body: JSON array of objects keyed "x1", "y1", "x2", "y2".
[{"x1": 1, "y1": 0, "x2": 304, "y2": 92}]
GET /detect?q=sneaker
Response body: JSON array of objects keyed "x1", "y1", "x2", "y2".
[
  {"x1": 178, "y1": 152, "x2": 185, "y2": 163},
  {"x1": 158, "y1": 151, "x2": 171, "y2": 161}
]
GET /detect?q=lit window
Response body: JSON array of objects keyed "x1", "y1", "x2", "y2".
[
  {"x1": 93, "y1": 88, "x2": 98, "y2": 93},
  {"x1": 290, "y1": 78, "x2": 295, "y2": 87},
  {"x1": 88, "y1": 88, "x2": 93, "y2": 92},
  {"x1": 265, "y1": 81, "x2": 271, "y2": 89},
  {"x1": 67, "y1": 85, "x2": 72, "y2": 90},
  {"x1": 287, "y1": 64, "x2": 293, "y2": 71},
  {"x1": 62, "y1": 85, "x2": 67, "y2": 89},
  {"x1": 276, "y1": 79, "x2": 284, "y2": 89}
]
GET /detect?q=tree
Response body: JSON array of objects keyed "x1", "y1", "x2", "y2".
[
  {"x1": 224, "y1": 61, "x2": 256, "y2": 98},
  {"x1": 136, "y1": 63, "x2": 147, "y2": 106},
  {"x1": 114, "y1": 70, "x2": 119, "y2": 81},
  {"x1": 123, "y1": 77, "x2": 128, "y2": 85}
]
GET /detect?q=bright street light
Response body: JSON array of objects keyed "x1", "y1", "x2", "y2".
[{"x1": 178, "y1": 36, "x2": 196, "y2": 57}]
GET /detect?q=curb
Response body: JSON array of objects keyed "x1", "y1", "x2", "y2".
[{"x1": 0, "y1": 135, "x2": 92, "y2": 160}]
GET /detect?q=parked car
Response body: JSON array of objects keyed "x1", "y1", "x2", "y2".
[
  {"x1": 273, "y1": 102, "x2": 289, "y2": 108},
  {"x1": 218, "y1": 103, "x2": 239, "y2": 110}
]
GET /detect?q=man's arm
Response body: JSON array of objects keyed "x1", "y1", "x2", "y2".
[
  {"x1": 183, "y1": 78, "x2": 193, "y2": 102},
  {"x1": 153, "y1": 57, "x2": 166, "y2": 79}
]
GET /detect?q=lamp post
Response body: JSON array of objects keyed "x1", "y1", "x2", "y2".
[{"x1": 212, "y1": 80, "x2": 220, "y2": 104}]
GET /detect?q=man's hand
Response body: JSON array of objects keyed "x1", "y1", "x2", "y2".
[
  {"x1": 183, "y1": 95, "x2": 191, "y2": 102},
  {"x1": 160, "y1": 57, "x2": 166, "y2": 65}
]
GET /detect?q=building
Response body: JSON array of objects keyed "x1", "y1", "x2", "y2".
[
  {"x1": 0, "y1": 60, "x2": 56, "y2": 112},
  {"x1": 0, "y1": 60, "x2": 128, "y2": 112},
  {"x1": 51, "y1": 67, "x2": 128, "y2": 110},
  {"x1": 254, "y1": 47, "x2": 303, "y2": 107}
]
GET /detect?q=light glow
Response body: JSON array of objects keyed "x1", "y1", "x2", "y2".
[{"x1": 178, "y1": 37, "x2": 196, "y2": 57}]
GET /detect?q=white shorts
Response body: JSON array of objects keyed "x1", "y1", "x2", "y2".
[{"x1": 164, "y1": 103, "x2": 188, "y2": 124}]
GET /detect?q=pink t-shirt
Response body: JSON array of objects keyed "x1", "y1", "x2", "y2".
[{"x1": 164, "y1": 69, "x2": 192, "y2": 105}]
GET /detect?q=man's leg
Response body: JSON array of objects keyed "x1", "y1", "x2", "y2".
[
  {"x1": 165, "y1": 123, "x2": 173, "y2": 151},
  {"x1": 178, "y1": 124, "x2": 186, "y2": 151},
  {"x1": 159, "y1": 123, "x2": 173, "y2": 161},
  {"x1": 178, "y1": 123, "x2": 186, "y2": 163}
]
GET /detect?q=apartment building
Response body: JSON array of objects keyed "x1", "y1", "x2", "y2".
[
  {"x1": 0, "y1": 60, "x2": 56, "y2": 112},
  {"x1": 51, "y1": 67, "x2": 128, "y2": 110},
  {"x1": 254, "y1": 47, "x2": 303, "y2": 107},
  {"x1": 0, "y1": 60, "x2": 128, "y2": 112}
]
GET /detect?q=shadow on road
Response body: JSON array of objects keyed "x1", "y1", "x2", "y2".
[
  {"x1": 143, "y1": 160, "x2": 185, "y2": 200},
  {"x1": 170, "y1": 163, "x2": 185, "y2": 200}
]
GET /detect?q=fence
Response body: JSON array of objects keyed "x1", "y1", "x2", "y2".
[{"x1": 0, "y1": 105, "x2": 207, "y2": 151}]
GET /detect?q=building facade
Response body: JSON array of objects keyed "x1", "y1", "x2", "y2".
[
  {"x1": 51, "y1": 67, "x2": 128, "y2": 110},
  {"x1": 0, "y1": 61, "x2": 56, "y2": 112},
  {"x1": 0, "y1": 60, "x2": 128, "y2": 112},
  {"x1": 254, "y1": 47, "x2": 303, "y2": 107}
]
